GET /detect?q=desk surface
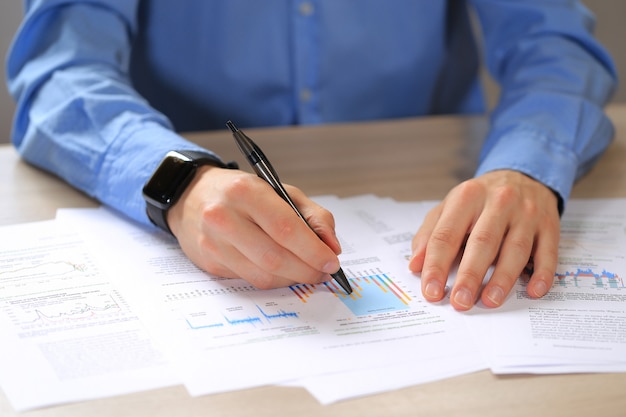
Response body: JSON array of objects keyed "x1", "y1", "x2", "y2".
[{"x1": 1, "y1": 105, "x2": 625, "y2": 417}]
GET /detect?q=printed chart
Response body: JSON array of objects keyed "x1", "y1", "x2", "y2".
[
  {"x1": 555, "y1": 268, "x2": 624, "y2": 289},
  {"x1": 290, "y1": 272, "x2": 411, "y2": 316}
]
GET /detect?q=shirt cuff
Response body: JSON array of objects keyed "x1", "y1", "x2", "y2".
[
  {"x1": 475, "y1": 125, "x2": 578, "y2": 213},
  {"x1": 96, "y1": 121, "x2": 216, "y2": 226}
]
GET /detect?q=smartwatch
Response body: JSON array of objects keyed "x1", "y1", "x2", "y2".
[{"x1": 142, "y1": 150, "x2": 238, "y2": 234}]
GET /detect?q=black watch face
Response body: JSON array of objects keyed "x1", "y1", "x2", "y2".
[{"x1": 143, "y1": 156, "x2": 196, "y2": 209}]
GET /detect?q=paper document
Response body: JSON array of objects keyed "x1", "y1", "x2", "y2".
[
  {"x1": 0, "y1": 221, "x2": 177, "y2": 411},
  {"x1": 464, "y1": 199, "x2": 626, "y2": 373},
  {"x1": 56, "y1": 204, "x2": 484, "y2": 399},
  {"x1": 2, "y1": 196, "x2": 625, "y2": 411}
]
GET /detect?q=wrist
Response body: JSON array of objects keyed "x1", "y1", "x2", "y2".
[{"x1": 142, "y1": 150, "x2": 238, "y2": 234}]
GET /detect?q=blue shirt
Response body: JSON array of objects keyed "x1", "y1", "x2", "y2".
[{"x1": 6, "y1": 0, "x2": 617, "y2": 225}]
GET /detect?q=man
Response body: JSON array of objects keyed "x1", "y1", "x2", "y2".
[{"x1": 6, "y1": 1, "x2": 617, "y2": 310}]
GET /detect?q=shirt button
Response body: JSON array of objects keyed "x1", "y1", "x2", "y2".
[
  {"x1": 300, "y1": 88, "x2": 312, "y2": 103},
  {"x1": 299, "y1": 2, "x2": 314, "y2": 16}
]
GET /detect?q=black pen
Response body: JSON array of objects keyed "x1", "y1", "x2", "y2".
[{"x1": 226, "y1": 120, "x2": 353, "y2": 295}]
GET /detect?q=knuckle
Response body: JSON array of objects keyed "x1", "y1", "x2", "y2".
[
  {"x1": 493, "y1": 269, "x2": 518, "y2": 285},
  {"x1": 314, "y1": 206, "x2": 335, "y2": 225},
  {"x1": 257, "y1": 247, "x2": 284, "y2": 273},
  {"x1": 488, "y1": 185, "x2": 520, "y2": 212},
  {"x1": 430, "y1": 226, "x2": 457, "y2": 246},
  {"x1": 250, "y1": 273, "x2": 277, "y2": 290},
  {"x1": 471, "y1": 229, "x2": 497, "y2": 246},
  {"x1": 271, "y1": 218, "x2": 297, "y2": 242},
  {"x1": 544, "y1": 246, "x2": 559, "y2": 262},
  {"x1": 521, "y1": 198, "x2": 539, "y2": 217},
  {"x1": 223, "y1": 175, "x2": 253, "y2": 199},
  {"x1": 422, "y1": 264, "x2": 448, "y2": 282},
  {"x1": 508, "y1": 236, "x2": 532, "y2": 255},
  {"x1": 455, "y1": 180, "x2": 484, "y2": 202},
  {"x1": 200, "y1": 202, "x2": 231, "y2": 232},
  {"x1": 459, "y1": 268, "x2": 486, "y2": 284}
]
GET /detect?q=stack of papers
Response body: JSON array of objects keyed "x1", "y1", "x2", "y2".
[{"x1": 0, "y1": 195, "x2": 625, "y2": 411}]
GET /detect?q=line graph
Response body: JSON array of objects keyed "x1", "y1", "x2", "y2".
[
  {"x1": 29, "y1": 296, "x2": 121, "y2": 324},
  {"x1": 555, "y1": 268, "x2": 624, "y2": 289},
  {"x1": 6, "y1": 290, "x2": 129, "y2": 331},
  {"x1": 183, "y1": 304, "x2": 300, "y2": 330},
  {"x1": 0, "y1": 260, "x2": 91, "y2": 287}
]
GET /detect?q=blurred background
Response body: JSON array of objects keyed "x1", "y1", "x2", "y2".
[{"x1": 1, "y1": 1, "x2": 624, "y2": 144}]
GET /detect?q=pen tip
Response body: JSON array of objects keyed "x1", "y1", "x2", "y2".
[
  {"x1": 333, "y1": 269, "x2": 353, "y2": 295},
  {"x1": 226, "y1": 120, "x2": 238, "y2": 133}
]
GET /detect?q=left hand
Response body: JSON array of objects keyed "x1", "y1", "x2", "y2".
[{"x1": 409, "y1": 170, "x2": 561, "y2": 311}]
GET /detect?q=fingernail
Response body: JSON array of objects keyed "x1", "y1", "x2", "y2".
[
  {"x1": 533, "y1": 280, "x2": 548, "y2": 297},
  {"x1": 485, "y1": 286, "x2": 505, "y2": 306},
  {"x1": 424, "y1": 281, "x2": 442, "y2": 299},
  {"x1": 322, "y1": 260, "x2": 339, "y2": 274},
  {"x1": 453, "y1": 287, "x2": 473, "y2": 309}
]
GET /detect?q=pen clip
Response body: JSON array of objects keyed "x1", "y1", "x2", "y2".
[{"x1": 227, "y1": 120, "x2": 281, "y2": 181}]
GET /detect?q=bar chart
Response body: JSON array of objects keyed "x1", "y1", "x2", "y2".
[{"x1": 290, "y1": 272, "x2": 412, "y2": 316}]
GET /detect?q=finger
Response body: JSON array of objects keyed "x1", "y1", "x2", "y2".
[
  {"x1": 250, "y1": 195, "x2": 341, "y2": 276},
  {"x1": 451, "y1": 206, "x2": 510, "y2": 310},
  {"x1": 420, "y1": 194, "x2": 479, "y2": 303},
  {"x1": 215, "y1": 176, "x2": 340, "y2": 278},
  {"x1": 287, "y1": 186, "x2": 342, "y2": 255},
  {"x1": 203, "y1": 220, "x2": 329, "y2": 288},
  {"x1": 409, "y1": 203, "x2": 443, "y2": 272},
  {"x1": 253, "y1": 200, "x2": 339, "y2": 274},
  {"x1": 176, "y1": 200, "x2": 301, "y2": 288},
  {"x1": 482, "y1": 183, "x2": 560, "y2": 305},
  {"x1": 194, "y1": 188, "x2": 331, "y2": 287},
  {"x1": 480, "y1": 226, "x2": 534, "y2": 308},
  {"x1": 213, "y1": 243, "x2": 302, "y2": 290},
  {"x1": 210, "y1": 199, "x2": 331, "y2": 285},
  {"x1": 526, "y1": 222, "x2": 559, "y2": 299}
]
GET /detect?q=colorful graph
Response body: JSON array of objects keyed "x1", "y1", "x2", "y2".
[
  {"x1": 290, "y1": 273, "x2": 411, "y2": 316},
  {"x1": 555, "y1": 268, "x2": 624, "y2": 289}
]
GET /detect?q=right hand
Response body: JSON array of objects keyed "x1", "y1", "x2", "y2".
[{"x1": 167, "y1": 166, "x2": 343, "y2": 289}]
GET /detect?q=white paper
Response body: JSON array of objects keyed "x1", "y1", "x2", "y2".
[
  {"x1": 0, "y1": 221, "x2": 177, "y2": 411},
  {"x1": 4, "y1": 196, "x2": 625, "y2": 411},
  {"x1": 464, "y1": 199, "x2": 626, "y2": 373},
  {"x1": 56, "y1": 202, "x2": 485, "y2": 400},
  {"x1": 292, "y1": 196, "x2": 485, "y2": 403}
]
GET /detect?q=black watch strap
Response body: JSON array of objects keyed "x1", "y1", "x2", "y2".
[
  {"x1": 146, "y1": 201, "x2": 174, "y2": 235},
  {"x1": 145, "y1": 150, "x2": 238, "y2": 235},
  {"x1": 176, "y1": 150, "x2": 239, "y2": 170}
]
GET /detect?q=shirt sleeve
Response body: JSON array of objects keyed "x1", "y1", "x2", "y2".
[
  {"x1": 6, "y1": 1, "x2": 212, "y2": 226},
  {"x1": 469, "y1": 0, "x2": 618, "y2": 207}
]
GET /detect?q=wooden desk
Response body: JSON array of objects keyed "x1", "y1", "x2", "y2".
[{"x1": 1, "y1": 105, "x2": 625, "y2": 417}]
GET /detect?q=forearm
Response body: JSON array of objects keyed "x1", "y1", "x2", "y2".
[
  {"x1": 471, "y1": 0, "x2": 618, "y2": 204},
  {"x1": 6, "y1": 2, "x2": 208, "y2": 225}
]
